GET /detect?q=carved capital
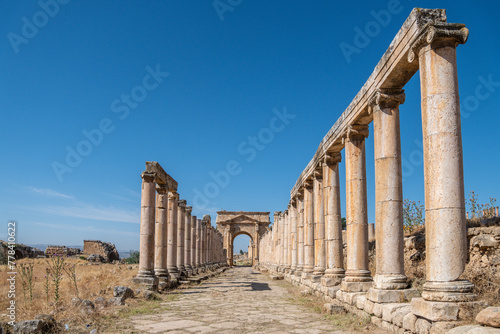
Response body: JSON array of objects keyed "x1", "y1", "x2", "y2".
[
  {"x1": 303, "y1": 179, "x2": 313, "y2": 190},
  {"x1": 408, "y1": 23, "x2": 469, "y2": 63},
  {"x1": 178, "y1": 199, "x2": 187, "y2": 207},
  {"x1": 343, "y1": 124, "x2": 369, "y2": 143},
  {"x1": 167, "y1": 191, "x2": 178, "y2": 201},
  {"x1": 369, "y1": 88, "x2": 405, "y2": 112},
  {"x1": 312, "y1": 169, "x2": 322, "y2": 180},
  {"x1": 156, "y1": 184, "x2": 167, "y2": 194},
  {"x1": 185, "y1": 206, "x2": 193, "y2": 214},
  {"x1": 141, "y1": 171, "x2": 156, "y2": 183},
  {"x1": 324, "y1": 152, "x2": 342, "y2": 166}
]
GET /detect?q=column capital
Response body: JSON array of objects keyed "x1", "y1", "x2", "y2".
[
  {"x1": 369, "y1": 88, "x2": 405, "y2": 111},
  {"x1": 302, "y1": 177, "x2": 314, "y2": 190},
  {"x1": 324, "y1": 152, "x2": 342, "y2": 166},
  {"x1": 408, "y1": 23, "x2": 469, "y2": 63},
  {"x1": 343, "y1": 124, "x2": 369, "y2": 142},
  {"x1": 156, "y1": 184, "x2": 168, "y2": 194},
  {"x1": 185, "y1": 206, "x2": 193, "y2": 214},
  {"x1": 178, "y1": 199, "x2": 187, "y2": 207},
  {"x1": 312, "y1": 169, "x2": 323, "y2": 180},
  {"x1": 167, "y1": 191, "x2": 179, "y2": 200},
  {"x1": 141, "y1": 171, "x2": 156, "y2": 182}
]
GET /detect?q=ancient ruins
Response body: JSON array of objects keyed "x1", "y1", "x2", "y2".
[
  {"x1": 216, "y1": 211, "x2": 270, "y2": 266},
  {"x1": 83, "y1": 240, "x2": 119, "y2": 262},
  {"x1": 132, "y1": 9, "x2": 500, "y2": 333},
  {"x1": 133, "y1": 161, "x2": 226, "y2": 291}
]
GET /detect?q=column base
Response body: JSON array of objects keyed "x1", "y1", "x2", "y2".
[
  {"x1": 301, "y1": 272, "x2": 314, "y2": 281},
  {"x1": 422, "y1": 280, "x2": 476, "y2": 302},
  {"x1": 341, "y1": 280, "x2": 373, "y2": 293},
  {"x1": 321, "y1": 274, "x2": 343, "y2": 287},
  {"x1": 366, "y1": 287, "x2": 420, "y2": 303},
  {"x1": 411, "y1": 297, "x2": 485, "y2": 322},
  {"x1": 373, "y1": 274, "x2": 409, "y2": 290},
  {"x1": 132, "y1": 275, "x2": 159, "y2": 291},
  {"x1": 310, "y1": 275, "x2": 322, "y2": 283}
]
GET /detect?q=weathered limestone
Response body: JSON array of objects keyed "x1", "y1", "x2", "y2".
[
  {"x1": 322, "y1": 153, "x2": 345, "y2": 287},
  {"x1": 296, "y1": 194, "x2": 304, "y2": 274},
  {"x1": 284, "y1": 210, "x2": 290, "y2": 272},
  {"x1": 167, "y1": 192, "x2": 179, "y2": 280},
  {"x1": 196, "y1": 218, "x2": 202, "y2": 270},
  {"x1": 191, "y1": 215, "x2": 197, "y2": 274},
  {"x1": 341, "y1": 125, "x2": 372, "y2": 293},
  {"x1": 290, "y1": 200, "x2": 298, "y2": 272},
  {"x1": 184, "y1": 206, "x2": 193, "y2": 276},
  {"x1": 177, "y1": 200, "x2": 187, "y2": 277},
  {"x1": 313, "y1": 171, "x2": 326, "y2": 278},
  {"x1": 367, "y1": 89, "x2": 417, "y2": 303},
  {"x1": 217, "y1": 211, "x2": 270, "y2": 267},
  {"x1": 154, "y1": 185, "x2": 169, "y2": 282},
  {"x1": 137, "y1": 172, "x2": 156, "y2": 278},
  {"x1": 302, "y1": 182, "x2": 314, "y2": 278},
  {"x1": 135, "y1": 161, "x2": 226, "y2": 290}
]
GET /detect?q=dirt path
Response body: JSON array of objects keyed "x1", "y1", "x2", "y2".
[{"x1": 125, "y1": 267, "x2": 386, "y2": 334}]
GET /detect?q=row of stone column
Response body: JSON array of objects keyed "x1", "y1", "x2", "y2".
[
  {"x1": 133, "y1": 172, "x2": 225, "y2": 290},
  {"x1": 260, "y1": 26, "x2": 475, "y2": 305}
]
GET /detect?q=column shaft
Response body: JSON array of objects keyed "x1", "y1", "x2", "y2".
[
  {"x1": 313, "y1": 173, "x2": 326, "y2": 275},
  {"x1": 303, "y1": 183, "x2": 314, "y2": 273},
  {"x1": 154, "y1": 186, "x2": 168, "y2": 278},
  {"x1": 138, "y1": 172, "x2": 156, "y2": 276},
  {"x1": 166, "y1": 191, "x2": 179, "y2": 278}
]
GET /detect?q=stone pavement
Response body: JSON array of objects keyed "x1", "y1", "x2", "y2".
[{"x1": 128, "y1": 267, "x2": 387, "y2": 333}]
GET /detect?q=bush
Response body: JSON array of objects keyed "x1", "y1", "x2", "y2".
[
  {"x1": 403, "y1": 199, "x2": 425, "y2": 234},
  {"x1": 79, "y1": 256, "x2": 87, "y2": 260},
  {"x1": 126, "y1": 250, "x2": 139, "y2": 264}
]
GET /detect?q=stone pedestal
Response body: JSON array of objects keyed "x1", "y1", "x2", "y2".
[
  {"x1": 411, "y1": 297, "x2": 483, "y2": 322},
  {"x1": 132, "y1": 276, "x2": 159, "y2": 291},
  {"x1": 340, "y1": 280, "x2": 373, "y2": 293},
  {"x1": 367, "y1": 287, "x2": 420, "y2": 303}
]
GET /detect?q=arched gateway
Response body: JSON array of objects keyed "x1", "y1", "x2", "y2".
[{"x1": 216, "y1": 211, "x2": 271, "y2": 267}]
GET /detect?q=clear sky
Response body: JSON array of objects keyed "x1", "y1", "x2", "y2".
[{"x1": 1, "y1": 1, "x2": 499, "y2": 254}]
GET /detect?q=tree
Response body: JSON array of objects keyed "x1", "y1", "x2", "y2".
[
  {"x1": 239, "y1": 249, "x2": 244, "y2": 255},
  {"x1": 341, "y1": 217, "x2": 346, "y2": 230},
  {"x1": 403, "y1": 199, "x2": 425, "y2": 234}
]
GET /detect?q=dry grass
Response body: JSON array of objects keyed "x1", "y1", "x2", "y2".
[{"x1": 0, "y1": 257, "x2": 178, "y2": 333}]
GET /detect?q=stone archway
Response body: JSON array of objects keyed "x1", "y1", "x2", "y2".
[
  {"x1": 230, "y1": 231, "x2": 254, "y2": 267},
  {"x1": 216, "y1": 211, "x2": 270, "y2": 267}
]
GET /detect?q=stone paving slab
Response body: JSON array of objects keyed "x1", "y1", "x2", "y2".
[{"x1": 127, "y1": 267, "x2": 387, "y2": 333}]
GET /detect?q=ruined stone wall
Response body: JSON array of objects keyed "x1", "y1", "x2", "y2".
[{"x1": 83, "y1": 240, "x2": 119, "y2": 262}]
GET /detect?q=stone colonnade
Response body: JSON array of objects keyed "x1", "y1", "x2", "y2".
[
  {"x1": 258, "y1": 8, "x2": 479, "y2": 331},
  {"x1": 133, "y1": 162, "x2": 226, "y2": 290}
]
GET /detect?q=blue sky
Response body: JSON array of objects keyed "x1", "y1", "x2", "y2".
[{"x1": 1, "y1": 1, "x2": 498, "y2": 254}]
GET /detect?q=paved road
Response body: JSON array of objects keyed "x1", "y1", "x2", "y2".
[{"x1": 128, "y1": 267, "x2": 383, "y2": 334}]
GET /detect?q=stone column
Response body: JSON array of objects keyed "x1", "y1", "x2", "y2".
[
  {"x1": 290, "y1": 199, "x2": 298, "y2": 272},
  {"x1": 322, "y1": 153, "x2": 345, "y2": 287},
  {"x1": 284, "y1": 210, "x2": 290, "y2": 272},
  {"x1": 303, "y1": 181, "x2": 314, "y2": 277},
  {"x1": 367, "y1": 89, "x2": 417, "y2": 303},
  {"x1": 184, "y1": 206, "x2": 193, "y2": 276},
  {"x1": 166, "y1": 191, "x2": 179, "y2": 281},
  {"x1": 201, "y1": 220, "x2": 206, "y2": 270},
  {"x1": 410, "y1": 23, "x2": 474, "y2": 303},
  {"x1": 341, "y1": 124, "x2": 373, "y2": 293},
  {"x1": 154, "y1": 185, "x2": 169, "y2": 282},
  {"x1": 313, "y1": 171, "x2": 326, "y2": 278},
  {"x1": 136, "y1": 172, "x2": 156, "y2": 277},
  {"x1": 274, "y1": 212, "x2": 280, "y2": 270},
  {"x1": 296, "y1": 194, "x2": 305, "y2": 274},
  {"x1": 207, "y1": 226, "x2": 212, "y2": 267},
  {"x1": 177, "y1": 200, "x2": 186, "y2": 277},
  {"x1": 196, "y1": 219, "x2": 202, "y2": 270},
  {"x1": 191, "y1": 215, "x2": 197, "y2": 274}
]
